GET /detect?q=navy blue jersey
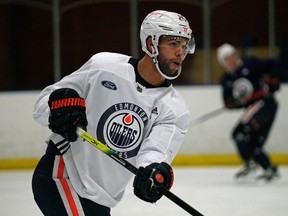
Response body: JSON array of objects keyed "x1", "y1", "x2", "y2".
[{"x1": 220, "y1": 57, "x2": 281, "y2": 109}]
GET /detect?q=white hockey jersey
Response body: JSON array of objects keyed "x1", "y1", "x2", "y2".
[{"x1": 33, "y1": 52, "x2": 190, "y2": 208}]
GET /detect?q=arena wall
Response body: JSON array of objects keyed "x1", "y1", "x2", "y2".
[{"x1": 1, "y1": 85, "x2": 287, "y2": 169}]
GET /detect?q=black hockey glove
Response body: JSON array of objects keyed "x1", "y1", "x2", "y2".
[
  {"x1": 48, "y1": 88, "x2": 88, "y2": 142},
  {"x1": 133, "y1": 162, "x2": 174, "y2": 203},
  {"x1": 224, "y1": 98, "x2": 243, "y2": 109}
]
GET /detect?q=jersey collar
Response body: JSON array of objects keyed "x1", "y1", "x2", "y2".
[{"x1": 128, "y1": 57, "x2": 171, "y2": 88}]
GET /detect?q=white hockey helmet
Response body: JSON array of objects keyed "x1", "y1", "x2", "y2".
[
  {"x1": 140, "y1": 10, "x2": 195, "y2": 80},
  {"x1": 216, "y1": 43, "x2": 237, "y2": 65}
]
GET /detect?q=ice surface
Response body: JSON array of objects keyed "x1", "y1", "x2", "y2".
[{"x1": 0, "y1": 166, "x2": 287, "y2": 216}]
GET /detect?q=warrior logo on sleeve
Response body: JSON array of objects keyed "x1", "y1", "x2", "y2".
[{"x1": 97, "y1": 102, "x2": 148, "y2": 159}]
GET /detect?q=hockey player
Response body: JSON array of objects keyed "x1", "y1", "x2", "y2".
[
  {"x1": 217, "y1": 43, "x2": 282, "y2": 181},
  {"x1": 32, "y1": 10, "x2": 195, "y2": 215}
]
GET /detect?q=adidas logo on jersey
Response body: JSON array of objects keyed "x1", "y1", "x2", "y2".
[{"x1": 152, "y1": 107, "x2": 158, "y2": 115}]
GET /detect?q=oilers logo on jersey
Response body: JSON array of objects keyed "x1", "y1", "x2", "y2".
[
  {"x1": 232, "y1": 77, "x2": 254, "y2": 100},
  {"x1": 97, "y1": 102, "x2": 148, "y2": 159}
]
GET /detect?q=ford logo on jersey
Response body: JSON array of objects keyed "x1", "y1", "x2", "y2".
[{"x1": 101, "y1": 80, "x2": 117, "y2": 90}]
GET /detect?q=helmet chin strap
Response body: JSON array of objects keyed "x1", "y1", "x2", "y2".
[{"x1": 154, "y1": 59, "x2": 181, "y2": 80}]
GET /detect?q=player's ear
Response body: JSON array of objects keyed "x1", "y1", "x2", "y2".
[{"x1": 146, "y1": 37, "x2": 155, "y2": 54}]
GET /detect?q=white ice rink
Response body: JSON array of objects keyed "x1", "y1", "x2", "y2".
[{"x1": 0, "y1": 166, "x2": 287, "y2": 216}]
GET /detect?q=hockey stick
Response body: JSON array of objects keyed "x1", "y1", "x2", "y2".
[
  {"x1": 76, "y1": 127, "x2": 204, "y2": 216},
  {"x1": 190, "y1": 107, "x2": 225, "y2": 128}
]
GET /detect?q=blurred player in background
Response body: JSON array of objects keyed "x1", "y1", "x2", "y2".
[
  {"x1": 32, "y1": 10, "x2": 195, "y2": 215},
  {"x1": 217, "y1": 43, "x2": 282, "y2": 181}
]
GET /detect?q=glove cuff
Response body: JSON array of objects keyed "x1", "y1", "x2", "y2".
[
  {"x1": 48, "y1": 88, "x2": 86, "y2": 114},
  {"x1": 49, "y1": 97, "x2": 86, "y2": 110}
]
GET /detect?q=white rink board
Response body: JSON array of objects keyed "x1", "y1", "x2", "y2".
[
  {"x1": 176, "y1": 85, "x2": 288, "y2": 154},
  {"x1": 0, "y1": 84, "x2": 287, "y2": 159}
]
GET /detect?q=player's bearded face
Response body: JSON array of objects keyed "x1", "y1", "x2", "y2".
[
  {"x1": 156, "y1": 36, "x2": 188, "y2": 78},
  {"x1": 157, "y1": 53, "x2": 178, "y2": 77}
]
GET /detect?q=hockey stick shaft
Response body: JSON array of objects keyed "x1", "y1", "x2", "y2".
[
  {"x1": 190, "y1": 107, "x2": 225, "y2": 128},
  {"x1": 76, "y1": 127, "x2": 204, "y2": 216}
]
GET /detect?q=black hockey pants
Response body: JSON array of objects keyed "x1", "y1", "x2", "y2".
[
  {"x1": 32, "y1": 141, "x2": 111, "y2": 216},
  {"x1": 232, "y1": 96, "x2": 278, "y2": 169}
]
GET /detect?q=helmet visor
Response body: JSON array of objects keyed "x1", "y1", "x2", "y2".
[{"x1": 158, "y1": 35, "x2": 195, "y2": 57}]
